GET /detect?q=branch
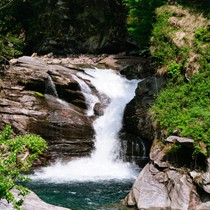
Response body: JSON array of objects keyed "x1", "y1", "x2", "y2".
[
  {"x1": 21, "y1": 148, "x2": 29, "y2": 161},
  {"x1": 0, "y1": 0, "x2": 14, "y2": 10}
]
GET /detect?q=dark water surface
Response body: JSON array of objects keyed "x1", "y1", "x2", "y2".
[{"x1": 24, "y1": 179, "x2": 137, "y2": 210}]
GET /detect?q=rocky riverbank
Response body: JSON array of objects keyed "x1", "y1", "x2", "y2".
[
  {"x1": 0, "y1": 190, "x2": 71, "y2": 210},
  {"x1": 1, "y1": 53, "x2": 209, "y2": 210},
  {"x1": 0, "y1": 53, "x2": 155, "y2": 210},
  {"x1": 123, "y1": 136, "x2": 210, "y2": 210}
]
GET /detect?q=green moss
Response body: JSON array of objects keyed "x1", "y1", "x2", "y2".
[
  {"x1": 193, "y1": 26, "x2": 210, "y2": 73},
  {"x1": 167, "y1": 62, "x2": 183, "y2": 79},
  {"x1": 33, "y1": 91, "x2": 44, "y2": 97}
]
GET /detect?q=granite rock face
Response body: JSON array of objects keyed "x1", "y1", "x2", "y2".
[
  {"x1": 0, "y1": 56, "x2": 95, "y2": 163},
  {"x1": 120, "y1": 75, "x2": 166, "y2": 167},
  {"x1": 123, "y1": 137, "x2": 210, "y2": 210},
  {"x1": 124, "y1": 162, "x2": 200, "y2": 210}
]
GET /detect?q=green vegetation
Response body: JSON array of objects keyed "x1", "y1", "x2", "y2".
[
  {"x1": 150, "y1": 71, "x2": 210, "y2": 156},
  {"x1": 123, "y1": 0, "x2": 167, "y2": 52},
  {"x1": 33, "y1": 91, "x2": 44, "y2": 97},
  {"x1": 0, "y1": 0, "x2": 25, "y2": 63},
  {"x1": 148, "y1": 3, "x2": 210, "y2": 157},
  {"x1": 122, "y1": 0, "x2": 210, "y2": 158},
  {"x1": 0, "y1": 125, "x2": 47, "y2": 209},
  {"x1": 0, "y1": 35, "x2": 23, "y2": 63}
]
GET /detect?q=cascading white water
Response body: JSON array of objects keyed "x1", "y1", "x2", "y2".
[
  {"x1": 72, "y1": 74, "x2": 99, "y2": 116},
  {"x1": 45, "y1": 75, "x2": 58, "y2": 97},
  {"x1": 32, "y1": 69, "x2": 140, "y2": 182}
]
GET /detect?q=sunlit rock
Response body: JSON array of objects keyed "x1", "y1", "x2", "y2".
[{"x1": 0, "y1": 190, "x2": 71, "y2": 210}]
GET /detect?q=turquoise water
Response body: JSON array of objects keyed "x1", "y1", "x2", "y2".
[{"x1": 24, "y1": 179, "x2": 137, "y2": 210}]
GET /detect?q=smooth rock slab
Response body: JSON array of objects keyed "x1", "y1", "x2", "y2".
[
  {"x1": 0, "y1": 190, "x2": 71, "y2": 210},
  {"x1": 196, "y1": 201, "x2": 210, "y2": 210},
  {"x1": 166, "y1": 136, "x2": 194, "y2": 146},
  {"x1": 124, "y1": 162, "x2": 200, "y2": 210},
  {"x1": 124, "y1": 163, "x2": 171, "y2": 209}
]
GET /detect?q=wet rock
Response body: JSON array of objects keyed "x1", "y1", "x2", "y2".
[
  {"x1": 121, "y1": 76, "x2": 166, "y2": 142},
  {"x1": 120, "y1": 132, "x2": 150, "y2": 167},
  {"x1": 93, "y1": 102, "x2": 104, "y2": 116},
  {"x1": 0, "y1": 56, "x2": 96, "y2": 163},
  {"x1": 119, "y1": 66, "x2": 166, "y2": 168},
  {"x1": 1, "y1": 54, "x2": 155, "y2": 166}
]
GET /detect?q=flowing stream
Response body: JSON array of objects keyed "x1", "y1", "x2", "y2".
[{"x1": 27, "y1": 68, "x2": 140, "y2": 209}]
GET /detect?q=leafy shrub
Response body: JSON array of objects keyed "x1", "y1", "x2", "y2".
[
  {"x1": 0, "y1": 125, "x2": 47, "y2": 209},
  {"x1": 0, "y1": 35, "x2": 23, "y2": 63},
  {"x1": 0, "y1": 1, "x2": 24, "y2": 63},
  {"x1": 194, "y1": 26, "x2": 210, "y2": 73},
  {"x1": 150, "y1": 70, "x2": 210, "y2": 156},
  {"x1": 150, "y1": 6, "x2": 190, "y2": 69},
  {"x1": 167, "y1": 62, "x2": 182, "y2": 79}
]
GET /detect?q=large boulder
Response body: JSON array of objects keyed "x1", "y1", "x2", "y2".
[
  {"x1": 0, "y1": 56, "x2": 95, "y2": 163},
  {"x1": 123, "y1": 136, "x2": 210, "y2": 210},
  {"x1": 120, "y1": 75, "x2": 166, "y2": 167},
  {"x1": 124, "y1": 162, "x2": 200, "y2": 210}
]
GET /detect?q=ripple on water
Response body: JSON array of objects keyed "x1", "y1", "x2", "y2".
[{"x1": 23, "y1": 179, "x2": 137, "y2": 210}]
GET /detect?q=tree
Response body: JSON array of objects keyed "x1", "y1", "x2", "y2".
[
  {"x1": 0, "y1": 0, "x2": 24, "y2": 64},
  {"x1": 0, "y1": 125, "x2": 47, "y2": 210},
  {"x1": 123, "y1": 0, "x2": 167, "y2": 52}
]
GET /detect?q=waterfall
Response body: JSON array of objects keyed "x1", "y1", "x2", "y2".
[
  {"x1": 45, "y1": 75, "x2": 58, "y2": 97},
  {"x1": 72, "y1": 74, "x2": 99, "y2": 116},
  {"x1": 130, "y1": 139, "x2": 148, "y2": 165},
  {"x1": 32, "y1": 69, "x2": 139, "y2": 182}
]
